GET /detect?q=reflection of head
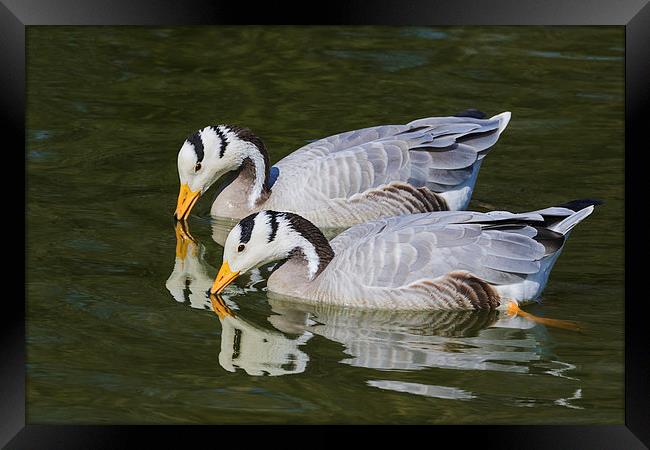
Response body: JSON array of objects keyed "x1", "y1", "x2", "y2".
[
  {"x1": 218, "y1": 313, "x2": 311, "y2": 376},
  {"x1": 165, "y1": 235, "x2": 214, "y2": 310},
  {"x1": 210, "y1": 295, "x2": 310, "y2": 376}
]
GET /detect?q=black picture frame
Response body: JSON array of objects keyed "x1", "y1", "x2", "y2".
[{"x1": 5, "y1": 0, "x2": 648, "y2": 447}]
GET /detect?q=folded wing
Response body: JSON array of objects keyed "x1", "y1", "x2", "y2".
[{"x1": 273, "y1": 113, "x2": 511, "y2": 212}]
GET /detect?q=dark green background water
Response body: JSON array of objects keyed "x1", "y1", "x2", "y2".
[{"x1": 26, "y1": 26, "x2": 624, "y2": 424}]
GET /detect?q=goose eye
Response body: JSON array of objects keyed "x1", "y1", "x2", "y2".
[
  {"x1": 194, "y1": 163, "x2": 202, "y2": 172},
  {"x1": 237, "y1": 244, "x2": 245, "y2": 252}
]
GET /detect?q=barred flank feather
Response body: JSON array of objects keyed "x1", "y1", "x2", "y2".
[{"x1": 409, "y1": 271, "x2": 501, "y2": 310}]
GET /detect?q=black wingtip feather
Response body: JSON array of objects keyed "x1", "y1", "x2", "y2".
[
  {"x1": 557, "y1": 198, "x2": 604, "y2": 211},
  {"x1": 454, "y1": 109, "x2": 486, "y2": 119}
]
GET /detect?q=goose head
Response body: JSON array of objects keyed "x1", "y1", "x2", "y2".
[
  {"x1": 175, "y1": 125, "x2": 270, "y2": 220},
  {"x1": 211, "y1": 211, "x2": 334, "y2": 294}
]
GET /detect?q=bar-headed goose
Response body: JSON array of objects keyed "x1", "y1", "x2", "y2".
[
  {"x1": 175, "y1": 110, "x2": 511, "y2": 227},
  {"x1": 210, "y1": 200, "x2": 599, "y2": 311}
]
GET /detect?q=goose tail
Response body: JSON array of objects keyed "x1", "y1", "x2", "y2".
[
  {"x1": 453, "y1": 109, "x2": 511, "y2": 136},
  {"x1": 492, "y1": 111, "x2": 512, "y2": 136},
  {"x1": 548, "y1": 199, "x2": 602, "y2": 235}
]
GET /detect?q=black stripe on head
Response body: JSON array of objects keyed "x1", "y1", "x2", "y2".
[
  {"x1": 266, "y1": 211, "x2": 281, "y2": 242},
  {"x1": 186, "y1": 131, "x2": 205, "y2": 162},
  {"x1": 227, "y1": 125, "x2": 271, "y2": 190},
  {"x1": 281, "y1": 212, "x2": 334, "y2": 274},
  {"x1": 211, "y1": 126, "x2": 228, "y2": 159},
  {"x1": 238, "y1": 212, "x2": 259, "y2": 244}
]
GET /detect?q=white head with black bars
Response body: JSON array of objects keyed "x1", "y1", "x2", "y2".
[
  {"x1": 175, "y1": 125, "x2": 271, "y2": 220},
  {"x1": 211, "y1": 211, "x2": 334, "y2": 295}
]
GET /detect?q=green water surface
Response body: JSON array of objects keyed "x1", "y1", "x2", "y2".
[{"x1": 26, "y1": 26, "x2": 624, "y2": 424}]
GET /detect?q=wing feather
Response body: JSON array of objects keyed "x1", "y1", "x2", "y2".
[{"x1": 325, "y1": 211, "x2": 548, "y2": 292}]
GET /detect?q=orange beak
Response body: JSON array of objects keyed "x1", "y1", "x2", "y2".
[
  {"x1": 211, "y1": 261, "x2": 240, "y2": 294},
  {"x1": 175, "y1": 183, "x2": 201, "y2": 221}
]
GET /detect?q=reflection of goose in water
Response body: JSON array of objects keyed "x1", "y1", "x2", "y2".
[
  {"x1": 266, "y1": 295, "x2": 552, "y2": 373},
  {"x1": 209, "y1": 294, "x2": 554, "y2": 377},
  {"x1": 216, "y1": 292, "x2": 582, "y2": 405}
]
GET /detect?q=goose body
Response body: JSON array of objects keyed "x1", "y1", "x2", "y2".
[
  {"x1": 211, "y1": 200, "x2": 598, "y2": 310},
  {"x1": 175, "y1": 111, "x2": 511, "y2": 227}
]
